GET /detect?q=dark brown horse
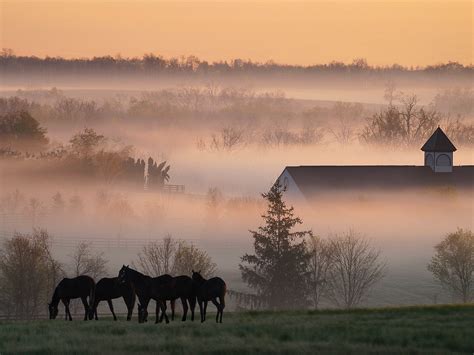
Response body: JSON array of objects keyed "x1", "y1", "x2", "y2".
[
  {"x1": 139, "y1": 275, "x2": 196, "y2": 323},
  {"x1": 192, "y1": 270, "x2": 226, "y2": 323},
  {"x1": 48, "y1": 275, "x2": 95, "y2": 321},
  {"x1": 117, "y1": 265, "x2": 171, "y2": 323},
  {"x1": 89, "y1": 277, "x2": 136, "y2": 321}
]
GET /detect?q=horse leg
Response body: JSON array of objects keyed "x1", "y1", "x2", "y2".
[
  {"x1": 203, "y1": 301, "x2": 208, "y2": 322},
  {"x1": 189, "y1": 297, "x2": 196, "y2": 321},
  {"x1": 211, "y1": 298, "x2": 221, "y2": 323},
  {"x1": 198, "y1": 300, "x2": 204, "y2": 323},
  {"x1": 81, "y1": 296, "x2": 89, "y2": 321},
  {"x1": 180, "y1": 297, "x2": 188, "y2": 321},
  {"x1": 62, "y1": 299, "x2": 68, "y2": 320},
  {"x1": 219, "y1": 295, "x2": 225, "y2": 323},
  {"x1": 139, "y1": 297, "x2": 150, "y2": 324},
  {"x1": 161, "y1": 300, "x2": 169, "y2": 324},
  {"x1": 125, "y1": 293, "x2": 135, "y2": 321},
  {"x1": 107, "y1": 299, "x2": 117, "y2": 321},
  {"x1": 92, "y1": 299, "x2": 99, "y2": 320},
  {"x1": 155, "y1": 301, "x2": 161, "y2": 324},
  {"x1": 158, "y1": 300, "x2": 169, "y2": 324},
  {"x1": 64, "y1": 299, "x2": 72, "y2": 321},
  {"x1": 171, "y1": 299, "x2": 175, "y2": 321}
]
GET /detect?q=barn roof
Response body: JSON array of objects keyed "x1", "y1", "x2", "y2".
[
  {"x1": 283, "y1": 165, "x2": 473, "y2": 199},
  {"x1": 421, "y1": 127, "x2": 457, "y2": 152}
]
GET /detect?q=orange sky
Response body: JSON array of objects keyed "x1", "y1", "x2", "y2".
[{"x1": 0, "y1": 1, "x2": 472, "y2": 66}]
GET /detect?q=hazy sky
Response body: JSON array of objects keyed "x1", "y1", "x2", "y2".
[{"x1": 1, "y1": 1, "x2": 472, "y2": 66}]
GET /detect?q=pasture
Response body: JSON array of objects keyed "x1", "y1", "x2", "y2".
[{"x1": 0, "y1": 304, "x2": 472, "y2": 354}]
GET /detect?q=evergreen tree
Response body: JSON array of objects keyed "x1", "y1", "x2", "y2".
[{"x1": 239, "y1": 181, "x2": 312, "y2": 309}]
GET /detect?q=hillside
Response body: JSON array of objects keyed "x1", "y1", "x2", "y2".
[{"x1": 0, "y1": 304, "x2": 472, "y2": 354}]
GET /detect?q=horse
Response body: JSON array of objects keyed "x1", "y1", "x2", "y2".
[
  {"x1": 89, "y1": 277, "x2": 135, "y2": 321},
  {"x1": 48, "y1": 275, "x2": 95, "y2": 321},
  {"x1": 192, "y1": 270, "x2": 226, "y2": 323},
  {"x1": 117, "y1": 265, "x2": 171, "y2": 324},
  {"x1": 147, "y1": 275, "x2": 196, "y2": 323}
]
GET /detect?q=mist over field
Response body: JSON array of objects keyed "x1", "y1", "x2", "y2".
[{"x1": 0, "y1": 61, "x2": 473, "y2": 311}]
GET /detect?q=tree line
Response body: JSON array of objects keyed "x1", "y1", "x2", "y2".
[
  {"x1": 1, "y1": 88, "x2": 472, "y2": 152},
  {"x1": 2, "y1": 50, "x2": 472, "y2": 77}
]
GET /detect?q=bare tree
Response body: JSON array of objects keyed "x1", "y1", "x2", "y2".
[
  {"x1": 360, "y1": 94, "x2": 440, "y2": 147},
  {"x1": 205, "y1": 187, "x2": 224, "y2": 220},
  {"x1": 326, "y1": 230, "x2": 386, "y2": 309},
  {"x1": 428, "y1": 228, "x2": 474, "y2": 303},
  {"x1": 134, "y1": 235, "x2": 217, "y2": 277},
  {"x1": 307, "y1": 235, "x2": 333, "y2": 309},
  {"x1": 173, "y1": 241, "x2": 217, "y2": 278},
  {"x1": 210, "y1": 127, "x2": 245, "y2": 151},
  {"x1": 23, "y1": 197, "x2": 46, "y2": 228},
  {"x1": 51, "y1": 192, "x2": 65, "y2": 214},
  {"x1": 69, "y1": 242, "x2": 108, "y2": 279},
  {"x1": 0, "y1": 229, "x2": 62, "y2": 319},
  {"x1": 383, "y1": 79, "x2": 398, "y2": 106},
  {"x1": 329, "y1": 116, "x2": 354, "y2": 145},
  {"x1": 133, "y1": 235, "x2": 177, "y2": 276}
]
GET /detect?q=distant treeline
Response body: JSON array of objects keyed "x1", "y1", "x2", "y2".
[{"x1": 1, "y1": 50, "x2": 472, "y2": 78}]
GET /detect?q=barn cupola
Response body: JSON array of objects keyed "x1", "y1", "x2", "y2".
[{"x1": 421, "y1": 127, "x2": 457, "y2": 173}]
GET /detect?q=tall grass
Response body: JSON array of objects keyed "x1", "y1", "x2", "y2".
[{"x1": 0, "y1": 304, "x2": 472, "y2": 354}]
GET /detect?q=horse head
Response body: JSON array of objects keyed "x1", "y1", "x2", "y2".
[
  {"x1": 191, "y1": 270, "x2": 205, "y2": 284},
  {"x1": 118, "y1": 265, "x2": 130, "y2": 284},
  {"x1": 48, "y1": 302, "x2": 58, "y2": 319}
]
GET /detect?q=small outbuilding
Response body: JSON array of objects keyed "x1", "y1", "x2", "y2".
[{"x1": 421, "y1": 127, "x2": 457, "y2": 173}]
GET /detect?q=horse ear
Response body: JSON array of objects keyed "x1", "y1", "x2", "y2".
[
  {"x1": 199, "y1": 270, "x2": 201, "y2": 274},
  {"x1": 192, "y1": 269, "x2": 194, "y2": 273}
]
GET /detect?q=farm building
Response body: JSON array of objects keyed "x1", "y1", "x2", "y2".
[{"x1": 278, "y1": 127, "x2": 473, "y2": 201}]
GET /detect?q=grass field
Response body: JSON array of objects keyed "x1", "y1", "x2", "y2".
[{"x1": 0, "y1": 304, "x2": 473, "y2": 354}]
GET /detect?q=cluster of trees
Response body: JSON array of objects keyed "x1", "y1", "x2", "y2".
[
  {"x1": 237, "y1": 182, "x2": 474, "y2": 310},
  {"x1": 2, "y1": 50, "x2": 472, "y2": 77},
  {"x1": 238, "y1": 182, "x2": 386, "y2": 310},
  {"x1": 0, "y1": 87, "x2": 296, "y2": 127},
  {"x1": 0, "y1": 230, "x2": 106, "y2": 319},
  {"x1": 197, "y1": 124, "x2": 325, "y2": 151},
  {"x1": 0, "y1": 189, "x2": 136, "y2": 229},
  {"x1": 0, "y1": 114, "x2": 170, "y2": 187},
  {"x1": 0, "y1": 111, "x2": 49, "y2": 152},
  {"x1": 433, "y1": 88, "x2": 473, "y2": 116},
  {"x1": 133, "y1": 235, "x2": 216, "y2": 278},
  {"x1": 361, "y1": 93, "x2": 473, "y2": 147},
  {"x1": 0, "y1": 230, "x2": 216, "y2": 319}
]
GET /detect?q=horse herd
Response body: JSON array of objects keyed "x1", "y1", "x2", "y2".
[{"x1": 47, "y1": 266, "x2": 227, "y2": 324}]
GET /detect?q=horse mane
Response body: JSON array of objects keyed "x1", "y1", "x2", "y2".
[{"x1": 127, "y1": 266, "x2": 148, "y2": 279}]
